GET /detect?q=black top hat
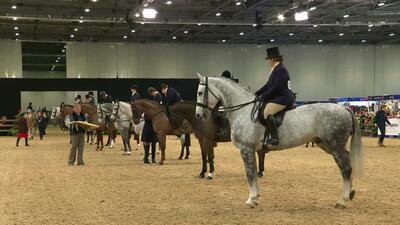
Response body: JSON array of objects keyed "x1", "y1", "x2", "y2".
[
  {"x1": 160, "y1": 82, "x2": 168, "y2": 89},
  {"x1": 221, "y1": 70, "x2": 232, "y2": 79},
  {"x1": 265, "y1": 46, "x2": 282, "y2": 60},
  {"x1": 130, "y1": 85, "x2": 138, "y2": 90}
]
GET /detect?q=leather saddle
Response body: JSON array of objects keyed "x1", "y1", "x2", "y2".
[{"x1": 257, "y1": 102, "x2": 296, "y2": 128}]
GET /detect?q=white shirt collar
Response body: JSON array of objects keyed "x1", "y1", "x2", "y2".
[{"x1": 271, "y1": 62, "x2": 280, "y2": 72}]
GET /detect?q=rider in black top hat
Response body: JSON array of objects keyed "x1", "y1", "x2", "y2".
[
  {"x1": 255, "y1": 46, "x2": 295, "y2": 146},
  {"x1": 99, "y1": 91, "x2": 114, "y2": 104},
  {"x1": 148, "y1": 87, "x2": 164, "y2": 105},
  {"x1": 130, "y1": 85, "x2": 141, "y2": 102},
  {"x1": 160, "y1": 82, "x2": 183, "y2": 129}
]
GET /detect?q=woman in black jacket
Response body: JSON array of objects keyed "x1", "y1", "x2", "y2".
[{"x1": 255, "y1": 47, "x2": 295, "y2": 146}]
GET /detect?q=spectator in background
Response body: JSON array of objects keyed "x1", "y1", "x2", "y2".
[
  {"x1": 148, "y1": 87, "x2": 163, "y2": 105},
  {"x1": 130, "y1": 85, "x2": 140, "y2": 102},
  {"x1": 75, "y1": 95, "x2": 82, "y2": 104},
  {"x1": 16, "y1": 113, "x2": 29, "y2": 147},
  {"x1": 376, "y1": 105, "x2": 391, "y2": 147},
  {"x1": 66, "y1": 104, "x2": 86, "y2": 166},
  {"x1": 84, "y1": 92, "x2": 95, "y2": 105},
  {"x1": 27, "y1": 110, "x2": 36, "y2": 140}
]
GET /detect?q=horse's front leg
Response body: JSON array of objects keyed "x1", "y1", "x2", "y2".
[
  {"x1": 257, "y1": 150, "x2": 266, "y2": 178},
  {"x1": 158, "y1": 134, "x2": 166, "y2": 165},
  {"x1": 240, "y1": 148, "x2": 260, "y2": 207}
]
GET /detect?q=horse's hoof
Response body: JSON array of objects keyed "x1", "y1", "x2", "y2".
[
  {"x1": 206, "y1": 175, "x2": 213, "y2": 180},
  {"x1": 159, "y1": 162, "x2": 164, "y2": 165},
  {"x1": 334, "y1": 203, "x2": 345, "y2": 209},
  {"x1": 257, "y1": 172, "x2": 263, "y2": 178},
  {"x1": 350, "y1": 190, "x2": 356, "y2": 200},
  {"x1": 178, "y1": 157, "x2": 183, "y2": 160},
  {"x1": 184, "y1": 156, "x2": 189, "y2": 160},
  {"x1": 198, "y1": 174, "x2": 205, "y2": 179}
]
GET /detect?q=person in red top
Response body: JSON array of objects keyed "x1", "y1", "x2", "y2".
[{"x1": 16, "y1": 112, "x2": 30, "y2": 147}]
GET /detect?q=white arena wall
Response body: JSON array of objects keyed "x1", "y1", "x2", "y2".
[
  {"x1": 66, "y1": 42, "x2": 400, "y2": 101},
  {"x1": 0, "y1": 40, "x2": 22, "y2": 78}
]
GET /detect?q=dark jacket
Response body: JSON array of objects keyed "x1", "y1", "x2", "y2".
[
  {"x1": 69, "y1": 112, "x2": 86, "y2": 135},
  {"x1": 100, "y1": 94, "x2": 114, "y2": 104},
  {"x1": 130, "y1": 92, "x2": 140, "y2": 102},
  {"x1": 376, "y1": 110, "x2": 391, "y2": 126},
  {"x1": 141, "y1": 115, "x2": 158, "y2": 143},
  {"x1": 37, "y1": 116, "x2": 46, "y2": 129},
  {"x1": 154, "y1": 92, "x2": 164, "y2": 105},
  {"x1": 17, "y1": 117, "x2": 29, "y2": 133},
  {"x1": 255, "y1": 63, "x2": 295, "y2": 107},
  {"x1": 164, "y1": 87, "x2": 182, "y2": 107}
]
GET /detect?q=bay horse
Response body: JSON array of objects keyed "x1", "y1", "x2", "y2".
[{"x1": 195, "y1": 75, "x2": 363, "y2": 208}]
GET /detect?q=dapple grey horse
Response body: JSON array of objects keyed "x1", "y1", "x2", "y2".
[
  {"x1": 110, "y1": 101, "x2": 144, "y2": 155},
  {"x1": 195, "y1": 74, "x2": 363, "y2": 209}
]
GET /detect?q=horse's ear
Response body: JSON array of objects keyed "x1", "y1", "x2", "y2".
[{"x1": 197, "y1": 73, "x2": 205, "y2": 83}]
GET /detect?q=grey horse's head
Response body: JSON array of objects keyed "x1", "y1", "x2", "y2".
[{"x1": 196, "y1": 74, "x2": 219, "y2": 120}]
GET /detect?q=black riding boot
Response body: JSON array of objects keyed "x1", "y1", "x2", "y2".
[
  {"x1": 266, "y1": 115, "x2": 279, "y2": 146},
  {"x1": 25, "y1": 138, "x2": 30, "y2": 146},
  {"x1": 16, "y1": 137, "x2": 20, "y2": 147},
  {"x1": 151, "y1": 142, "x2": 157, "y2": 163},
  {"x1": 143, "y1": 143, "x2": 150, "y2": 164}
]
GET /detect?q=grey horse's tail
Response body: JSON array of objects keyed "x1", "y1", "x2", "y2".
[{"x1": 348, "y1": 110, "x2": 364, "y2": 178}]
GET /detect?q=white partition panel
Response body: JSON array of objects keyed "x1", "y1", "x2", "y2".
[{"x1": 0, "y1": 40, "x2": 22, "y2": 78}]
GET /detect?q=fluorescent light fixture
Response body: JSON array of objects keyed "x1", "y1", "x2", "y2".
[
  {"x1": 389, "y1": 33, "x2": 395, "y2": 36},
  {"x1": 91, "y1": 0, "x2": 98, "y2": 2},
  {"x1": 15, "y1": 33, "x2": 19, "y2": 36},
  {"x1": 197, "y1": 23, "x2": 202, "y2": 26},
  {"x1": 84, "y1": 8, "x2": 90, "y2": 13},
  {"x1": 277, "y1": 14, "x2": 285, "y2": 21},
  {"x1": 222, "y1": 39, "x2": 226, "y2": 43},
  {"x1": 216, "y1": 12, "x2": 221, "y2": 16},
  {"x1": 235, "y1": 2, "x2": 241, "y2": 6},
  {"x1": 368, "y1": 24, "x2": 374, "y2": 27},
  {"x1": 172, "y1": 36, "x2": 177, "y2": 39},
  {"x1": 14, "y1": 27, "x2": 18, "y2": 30},
  {"x1": 142, "y1": 8, "x2": 158, "y2": 19},
  {"x1": 313, "y1": 24, "x2": 319, "y2": 28},
  {"x1": 295, "y1": 11, "x2": 308, "y2": 21},
  {"x1": 339, "y1": 33, "x2": 344, "y2": 36},
  {"x1": 13, "y1": 17, "x2": 17, "y2": 21},
  {"x1": 361, "y1": 40, "x2": 366, "y2": 43},
  {"x1": 343, "y1": 14, "x2": 349, "y2": 18},
  {"x1": 79, "y1": 20, "x2": 84, "y2": 23},
  {"x1": 74, "y1": 28, "x2": 79, "y2": 31},
  {"x1": 131, "y1": 29, "x2": 136, "y2": 33},
  {"x1": 70, "y1": 34, "x2": 74, "y2": 38},
  {"x1": 12, "y1": 5, "x2": 17, "y2": 9},
  {"x1": 166, "y1": 1, "x2": 172, "y2": 5},
  {"x1": 141, "y1": 22, "x2": 145, "y2": 25},
  {"x1": 289, "y1": 33, "x2": 294, "y2": 36},
  {"x1": 378, "y1": 2, "x2": 385, "y2": 6},
  {"x1": 318, "y1": 39, "x2": 323, "y2": 43},
  {"x1": 184, "y1": 30, "x2": 188, "y2": 34},
  {"x1": 123, "y1": 35, "x2": 127, "y2": 39},
  {"x1": 252, "y1": 24, "x2": 257, "y2": 27},
  {"x1": 144, "y1": 3, "x2": 148, "y2": 7},
  {"x1": 309, "y1": 7, "x2": 316, "y2": 11},
  {"x1": 270, "y1": 39, "x2": 275, "y2": 42},
  {"x1": 62, "y1": 49, "x2": 66, "y2": 53},
  {"x1": 135, "y1": 13, "x2": 140, "y2": 17},
  {"x1": 368, "y1": 28, "x2": 372, "y2": 32},
  {"x1": 239, "y1": 32, "x2": 244, "y2": 35}
]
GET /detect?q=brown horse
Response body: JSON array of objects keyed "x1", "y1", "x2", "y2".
[
  {"x1": 131, "y1": 99, "x2": 268, "y2": 178},
  {"x1": 59, "y1": 103, "x2": 106, "y2": 151}
]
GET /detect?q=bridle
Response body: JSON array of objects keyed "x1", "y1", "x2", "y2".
[{"x1": 198, "y1": 76, "x2": 260, "y2": 115}]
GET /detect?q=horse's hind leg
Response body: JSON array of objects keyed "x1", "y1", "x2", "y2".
[
  {"x1": 332, "y1": 149, "x2": 353, "y2": 209},
  {"x1": 198, "y1": 139, "x2": 207, "y2": 178},
  {"x1": 240, "y1": 148, "x2": 260, "y2": 207}
]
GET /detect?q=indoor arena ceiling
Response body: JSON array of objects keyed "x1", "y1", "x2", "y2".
[{"x1": 1, "y1": 0, "x2": 400, "y2": 45}]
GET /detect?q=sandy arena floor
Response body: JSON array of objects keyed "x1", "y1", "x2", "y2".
[{"x1": 0, "y1": 128, "x2": 399, "y2": 225}]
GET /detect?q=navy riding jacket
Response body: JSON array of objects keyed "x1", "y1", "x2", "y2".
[
  {"x1": 255, "y1": 63, "x2": 295, "y2": 107},
  {"x1": 164, "y1": 87, "x2": 182, "y2": 107},
  {"x1": 130, "y1": 92, "x2": 140, "y2": 102},
  {"x1": 376, "y1": 110, "x2": 391, "y2": 126}
]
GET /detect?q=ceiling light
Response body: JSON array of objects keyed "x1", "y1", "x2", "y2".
[
  {"x1": 131, "y1": 29, "x2": 136, "y2": 33},
  {"x1": 216, "y1": 12, "x2": 221, "y2": 16},
  {"x1": 239, "y1": 32, "x2": 244, "y2": 35},
  {"x1": 91, "y1": 0, "x2": 98, "y2": 2},
  {"x1": 378, "y1": 2, "x2": 385, "y2": 6},
  {"x1": 309, "y1": 6, "x2": 316, "y2": 11},
  {"x1": 295, "y1": 11, "x2": 308, "y2": 21},
  {"x1": 277, "y1": 14, "x2": 285, "y2": 21},
  {"x1": 123, "y1": 35, "x2": 127, "y2": 39},
  {"x1": 343, "y1": 14, "x2": 350, "y2": 18},
  {"x1": 252, "y1": 24, "x2": 257, "y2": 27},
  {"x1": 368, "y1": 24, "x2": 374, "y2": 27},
  {"x1": 70, "y1": 34, "x2": 74, "y2": 38},
  {"x1": 166, "y1": 1, "x2": 172, "y2": 5},
  {"x1": 270, "y1": 39, "x2": 275, "y2": 42},
  {"x1": 84, "y1": 8, "x2": 90, "y2": 13},
  {"x1": 184, "y1": 30, "x2": 188, "y2": 34},
  {"x1": 361, "y1": 40, "x2": 366, "y2": 43},
  {"x1": 222, "y1": 39, "x2": 226, "y2": 43},
  {"x1": 289, "y1": 33, "x2": 294, "y2": 36},
  {"x1": 74, "y1": 28, "x2": 79, "y2": 31},
  {"x1": 368, "y1": 28, "x2": 372, "y2": 32},
  {"x1": 79, "y1": 20, "x2": 84, "y2": 23},
  {"x1": 57, "y1": 57, "x2": 61, "y2": 60},
  {"x1": 313, "y1": 24, "x2": 319, "y2": 28},
  {"x1": 389, "y1": 33, "x2": 395, "y2": 36},
  {"x1": 56, "y1": 60, "x2": 59, "y2": 63},
  {"x1": 339, "y1": 33, "x2": 344, "y2": 36},
  {"x1": 142, "y1": 8, "x2": 158, "y2": 19},
  {"x1": 141, "y1": 22, "x2": 145, "y2": 25},
  {"x1": 13, "y1": 17, "x2": 17, "y2": 21},
  {"x1": 135, "y1": 13, "x2": 140, "y2": 17},
  {"x1": 235, "y1": 2, "x2": 241, "y2": 6},
  {"x1": 15, "y1": 33, "x2": 19, "y2": 36},
  {"x1": 12, "y1": 5, "x2": 17, "y2": 9},
  {"x1": 197, "y1": 23, "x2": 202, "y2": 26},
  {"x1": 14, "y1": 27, "x2": 18, "y2": 30},
  {"x1": 62, "y1": 49, "x2": 66, "y2": 53},
  {"x1": 318, "y1": 39, "x2": 323, "y2": 43},
  {"x1": 172, "y1": 36, "x2": 177, "y2": 39},
  {"x1": 144, "y1": 3, "x2": 148, "y2": 7}
]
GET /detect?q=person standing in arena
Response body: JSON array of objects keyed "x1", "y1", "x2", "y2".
[
  {"x1": 66, "y1": 104, "x2": 86, "y2": 166},
  {"x1": 376, "y1": 104, "x2": 391, "y2": 147},
  {"x1": 37, "y1": 112, "x2": 46, "y2": 140},
  {"x1": 148, "y1": 87, "x2": 163, "y2": 105},
  {"x1": 16, "y1": 113, "x2": 30, "y2": 147},
  {"x1": 141, "y1": 113, "x2": 158, "y2": 164}
]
